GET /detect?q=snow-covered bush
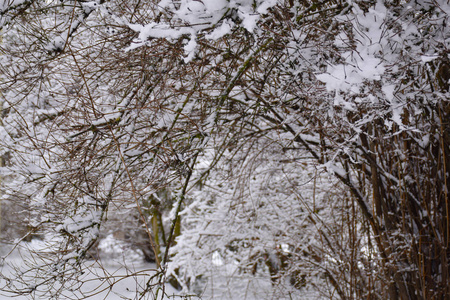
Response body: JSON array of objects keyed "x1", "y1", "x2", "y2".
[{"x1": 1, "y1": 0, "x2": 449, "y2": 299}]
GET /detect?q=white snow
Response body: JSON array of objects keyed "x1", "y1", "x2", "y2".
[{"x1": 0, "y1": 242, "x2": 182, "y2": 300}]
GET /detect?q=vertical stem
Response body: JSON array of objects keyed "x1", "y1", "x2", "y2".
[
  {"x1": 438, "y1": 105, "x2": 449, "y2": 292},
  {"x1": 151, "y1": 210, "x2": 161, "y2": 262},
  {"x1": 162, "y1": 154, "x2": 198, "y2": 266}
]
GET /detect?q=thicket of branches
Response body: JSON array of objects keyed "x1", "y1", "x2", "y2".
[{"x1": 0, "y1": 0, "x2": 449, "y2": 299}]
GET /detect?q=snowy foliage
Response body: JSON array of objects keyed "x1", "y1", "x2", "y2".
[{"x1": 0, "y1": 0, "x2": 450, "y2": 299}]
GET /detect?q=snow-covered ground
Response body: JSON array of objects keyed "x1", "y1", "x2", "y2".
[
  {"x1": 0, "y1": 239, "x2": 182, "y2": 300},
  {"x1": 0, "y1": 262, "x2": 179, "y2": 299},
  {"x1": 0, "y1": 239, "x2": 316, "y2": 299}
]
